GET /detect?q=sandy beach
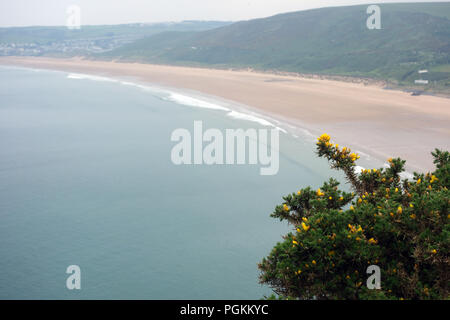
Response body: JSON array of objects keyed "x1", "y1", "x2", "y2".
[{"x1": 1, "y1": 56, "x2": 449, "y2": 172}]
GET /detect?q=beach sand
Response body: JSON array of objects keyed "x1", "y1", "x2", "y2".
[{"x1": 1, "y1": 56, "x2": 449, "y2": 172}]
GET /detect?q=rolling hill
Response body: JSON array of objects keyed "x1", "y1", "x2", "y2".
[{"x1": 99, "y1": 3, "x2": 450, "y2": 93}]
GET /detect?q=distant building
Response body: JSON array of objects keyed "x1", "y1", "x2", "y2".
[
  {"x1": 418, "y1": 70, "x2": 428, "y2": 74},
  {"x1": 414, "y1": 79, "x2": 429, "y2": 84}
]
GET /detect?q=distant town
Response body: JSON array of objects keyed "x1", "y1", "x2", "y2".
[
  {"x1": 0, "y1": 36, "x2": 136, "y2": 56},
  {"x1": 0, "y1": 21, "x2": 230, "y2": 57}
]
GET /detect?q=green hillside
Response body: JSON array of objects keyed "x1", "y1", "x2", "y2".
[{"x1": 99, "y1": 3, "x2": 450, "y2": 93}]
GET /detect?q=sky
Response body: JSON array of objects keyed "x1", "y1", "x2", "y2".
[{"x1": 0, "y1": 0, "x2": 448, "y2": 27}]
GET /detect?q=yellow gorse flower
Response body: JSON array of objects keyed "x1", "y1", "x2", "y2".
[
  {"x1": 283, "y1": 204, "x2": 290, "y2": 212},
  {"x1": 318, "y1": 133, "x2": 331, "y2": 143},
  {"x1": 348, "y1": 224, "x2": 363, "y2": 233},
  {"x1": 349, "y1": 153, "x2": 359, "y2": 162},
  {"x1": 301, "y1": 222, "x2": 310, "y2": 231}
]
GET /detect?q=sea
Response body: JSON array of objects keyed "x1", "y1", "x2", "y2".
[{"x1": 0, "y1": 65, "x2": 372, "y2": 299}]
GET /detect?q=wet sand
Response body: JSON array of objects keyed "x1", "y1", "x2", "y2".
[{"x1": 1, "y1": 56, "x2": 449, "y2": 172}]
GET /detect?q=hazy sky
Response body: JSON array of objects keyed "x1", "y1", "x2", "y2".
[{"x1": 1, "y1": 0, "x2": 448, "y2": 27}]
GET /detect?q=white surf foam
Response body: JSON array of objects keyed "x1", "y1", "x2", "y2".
[
  {"x1": 355, "y1": 150, "x2": 372, "y2": 161},
  {"x1": 163, "y1": 92, "x2": 231, "y2": 112},
  {"x1": 227, "y1": 110, "x2": 287, "y2": 133},
  {"x1": 163, "y1": 92, "x2": 288, "y2": 132},
  {"x1": 119, "y1": 81, "x2": 158, "y2": 93},
  {"x1": 354, "y1": 165, "x2": 366, "y2": 174},
  {"x1": 228, "y1": 110, "x2": 275, "y2": 127},
  {"x1": 67, "y1": 72, "x2": 290, "y2": 132},
  {"x1": 67, "y1": 73, "x2": 118, "y2": 83},
  {"x1": 399, "y1": 171, "x2": 415, "y2": 180},
  {"x1": 383, "y1": 163, "x2": 415, "y2": 180}
]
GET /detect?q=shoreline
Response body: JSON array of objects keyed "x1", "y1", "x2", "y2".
[{"x1": 1, "y1": 56, "x2": 449, "y2": 173}]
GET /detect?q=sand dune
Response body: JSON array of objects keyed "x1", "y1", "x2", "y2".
[{"x1": 1, "y1": 56, "x2": 449, "y2": 172}]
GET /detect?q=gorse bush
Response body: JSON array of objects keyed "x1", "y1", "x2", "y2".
[{"x1": 258, "y1": 134, "x2": 449, "y2": 300}]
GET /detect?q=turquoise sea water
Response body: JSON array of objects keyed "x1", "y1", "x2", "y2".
[{"x1": 0, "y1": 66, "x2": 343, "y2": 299}]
